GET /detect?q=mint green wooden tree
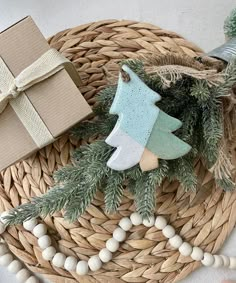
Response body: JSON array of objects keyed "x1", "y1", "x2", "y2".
[{"x1": 105, "y1": 65, "x2": 191, "y2": 172}]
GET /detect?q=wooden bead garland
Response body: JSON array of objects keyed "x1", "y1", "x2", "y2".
[
  {"x1": 64, "y1": 256, "x2": 78, "y2": 271},
  {"x1": 0, "y1": 211, "x2": 235, "y2": 282},
  {"x1": 0, "y1": 217, "x2": 40, "y2": 283}
]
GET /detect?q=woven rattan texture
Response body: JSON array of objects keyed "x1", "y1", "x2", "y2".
[{"x1": 1, "y1": 20, "x2": 236, "y2": 283}]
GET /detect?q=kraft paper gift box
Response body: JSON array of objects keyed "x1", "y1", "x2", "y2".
[{"x1": 0, "y1": 17, "x2": 92, "y2": 171}]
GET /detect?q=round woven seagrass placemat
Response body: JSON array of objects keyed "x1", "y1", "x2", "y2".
[{"x1": 0, "y1": 20, "x2": 236, "y2": 283}]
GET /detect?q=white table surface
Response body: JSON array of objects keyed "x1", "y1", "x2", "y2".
[{"x1": 1, "y1": 0, "x2": 236, "y2": 282}]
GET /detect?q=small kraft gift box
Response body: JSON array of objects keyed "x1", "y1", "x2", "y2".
[{"x1": 0, "y1": 17, "x2": 92, "y2": 171}]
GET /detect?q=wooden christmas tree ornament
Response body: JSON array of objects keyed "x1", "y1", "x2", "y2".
[{"x1": 106, "y1": 65, "x2": 191, "y2": 172}]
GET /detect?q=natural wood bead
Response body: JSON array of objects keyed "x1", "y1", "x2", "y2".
[
  {"x1": 155, "y1": 216, "x2": 167, "y2": 230},
  {"x1": 42, "y1": 246, "x2": 56, "y2": 261},
  {"x1": 221, "y1": 255, "x2": 230, "y2": 267},
  {"x1": 212, "y1": 255, "x2": 224, "y2": 268},
  {"x1": 179, "y1": 242, "x2": 193, "y2": 256},
  {"x1": 143, "y1": 216, "x2": 155, "y2": 227},
  {"x1": 191, "y1": 247, "x2": 204, "y2": 261},
  {"x1": 16, "y1": 268, "x2": 31, "y2": 283},
  {"x1": 106, "y1": 238, "x2": 119, "y2": 252},
  {"x1": 119, "y1": 217, "x2": 132, "y2": 231},
  {"x1": 130, "y1": 212, "x2": 142, "y2": 226},
  {"x1": 113, "y1": 227, "x2": 126, "y2": 242},
  {"x1": 88, "y1": 255, "x2": 102, "y2": 271},
  {"x1": 32, "y1": 224, "x2": 47, "y2": 238},
  {"x1": 7, "y1": 259, "x2": 22, "y2": 273},
  {"x1": 25, "y1": 276, "x2": 40, "y2": 283},
  {"x1": 201, "y1": 252, "x2": 215, "y2": 266},
  {"x1": 162, "y1": 225, "x2": 175, "y2": 238},
  {"x1": 38, "y1": 235, "x2": 51, "y2": 250},
  {"x1": 76, "y1": 260, "x2": 88, "y2": 275},
  {"x1": 0, "y1": 222, "x2": 6, "y2": 234},
  {"x1": 229, "y1": 257, "x2": 236, "y2": 269},
  {"x1": 0, "y1": 243, "x2": 8, "y2": 256},
  {"x1": 64, "y1": 256, "x2": 78, "y2": 271},
  {"x1": 169, "y1": 235, "x2": 183, "y2": 249},
  {"x1": 52, "y1": 253, "x2": 66, "y2": 268},
  {"x1": 23, "y1": 218, "x2": 38, "y2": 231},
  {"x1": 99, "y1": 248, "x2": 112, "y2": 263},
  {"x1": 0, "y1": 253, "x2": 13, "y2": 266}
]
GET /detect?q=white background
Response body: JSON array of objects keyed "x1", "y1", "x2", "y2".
[{"x1": 1, "y1": 0, "x2": 236, "y2": 282}]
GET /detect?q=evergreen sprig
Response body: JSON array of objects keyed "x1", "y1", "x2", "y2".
[
  {"x1": 224, "y1": 8, "x2": 236, "y2": 39},
  {"x1": 6, "y1": 58, "x2": 236, "y2": 225}
]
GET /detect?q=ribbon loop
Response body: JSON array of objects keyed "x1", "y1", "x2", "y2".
[{"x1": 0, "y1": 48, "x2": 81, "y2": 114}]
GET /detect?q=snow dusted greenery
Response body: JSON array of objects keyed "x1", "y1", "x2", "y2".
[
  {"x1": 6, "y1": 56, "x2": 236, "y2": 224},
  {"x1": 224, "y1": 7, "x2": 236, "y2": 39}
]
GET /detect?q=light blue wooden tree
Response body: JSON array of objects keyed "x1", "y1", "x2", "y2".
[{"x1": 105, "y1": 65, "x2": 191, "y2": 171}]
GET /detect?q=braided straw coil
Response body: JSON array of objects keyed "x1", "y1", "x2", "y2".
[{"x1": 0, "y1": 20, "x2": 236, "y2": 283}]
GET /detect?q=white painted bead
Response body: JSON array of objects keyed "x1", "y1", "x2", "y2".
[
  {"x1": 155, "y1": 216, "x2": 167, "y2": 230},
  {"x1": 106, "y1": 238, "x2": 119, "y2": 253},
  {"x1": 130, "y1": 212, "x2": 142, "y2": 226},
  {"x1": 42, "y1": 246, "x2": 56, "y2": 261},
  {"x1": 99, "y1": 248, "x2": 112, "y2": 263},
  {"x1": 179, "y1": 242, "x2": 193, "y2": 256},
  {"x1": 201, "y1": 252, "x2": 215, "y2": 267},
  {"x1": 0, "y1": 243, "x2": 8, "y2": 256},
  {"x1": 0, "y1": 253, "x2": 13, "y2": 266},
  {"x1": 0, "y1": 222, "x2": 6, "y2": 234},
  {"x1": 23, "y1": 218, "x2": 38, "y2": 231},
  {"x1": 229, "y1": 257, "x2": 236, "y2": 269},
  {"x1": 76, "y1": 260, "x2": 89, "y2": 275},
  {"x1": 220, "y1": 255, "x2": 230, "y2": 267},
  {"x1": 7, "y1": 259, "x2": 22, "y2": 273},
  {"x1": 25, "y1": 276, "x2": 40, "y2": 283},
  {"x1": 16, "y1": 268, "x2": 31, "y2": 283},
  {"x1": 88, "y1": 255, "x2": 102, "y2": 271},
  {"x1": 169, "y1": 235, "x2": 183, "y2": 249},
  {"x1": 191, "y1": 247, "x2": 204, "y2": 261},
  {"x1": 119, "y1": 217, "x2": 132, "y2": 231},
  {"x1": 212, "y1": 255, "x2": 224, "y2": 268},
  {"x1": 38, "y1": 235, "x2": 51, "y2": 250},
  {"x1": 0, "y1": 211, "x2": 9, "y2": 225},
  {"x1": 52, "y1": 253, "x2": 66, "y2": 268},
  {"x1": 32, "y1": 224, "x2": 47, "y2": 238},
  {"x1": 143, "y1": 216, "x2": 155, "y2": 227},
  {"x1": 64, "y1": 256, "x2": 78, "y2": 271},
  {"x1": 162, "y1": 225, "x2": 175, "y2": 238},
  {"x1": 113, "y1": 227, "x2": 126, "y2": 242}
]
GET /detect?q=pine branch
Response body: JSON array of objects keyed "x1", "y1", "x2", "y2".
[
  {"x1": 190, "y1": 80, "x2": 210, "y2": 103},
  {"x1": 135, "y1": 174, "x2": 156, "y2": 219},
  {"x1": 224, "y1": 8, "x2": 236, "y2": 38},
  {"x1": 71, "y1": 116, "x2": 116, "y2": 140},
  {"x1": 216, "y1": 177, "x2": 235, "y2": 191},
  {"x1": 135, "y1": 160, "x2": 169, "y2": 219},
  {"x1": 104, "y1": 171, "x2": 124, "y2": 213},
  {"x1": 53, "y1": 165, "x2": 82, "y2": 183},
  {"x1": 6, "y1": 57, "x2": 234, "y2": 224},
  {"x1": 216, "y1": 58, "x2": 236, "y2": 97},
  {"x1": 169, "y1": 156, "x2": 197, "y2": 191},
  {"x1": 201, "y1": 97, "x2": 223, "y2": 166},
  {"x1": 6, "y1": 184, "x2": 78, "y2": 225}
]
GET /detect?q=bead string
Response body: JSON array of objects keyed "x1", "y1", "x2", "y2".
[
  {"x1": 0, "y1": 212, "x2": 235, "y2": 279},
  {"x1": 0, "y1": 213, "x2": 39, "y2": 283}
]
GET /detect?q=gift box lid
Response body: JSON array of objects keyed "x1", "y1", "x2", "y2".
[{"x1": 0, "y1": 17, "x2": 92, "y2": 171}]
